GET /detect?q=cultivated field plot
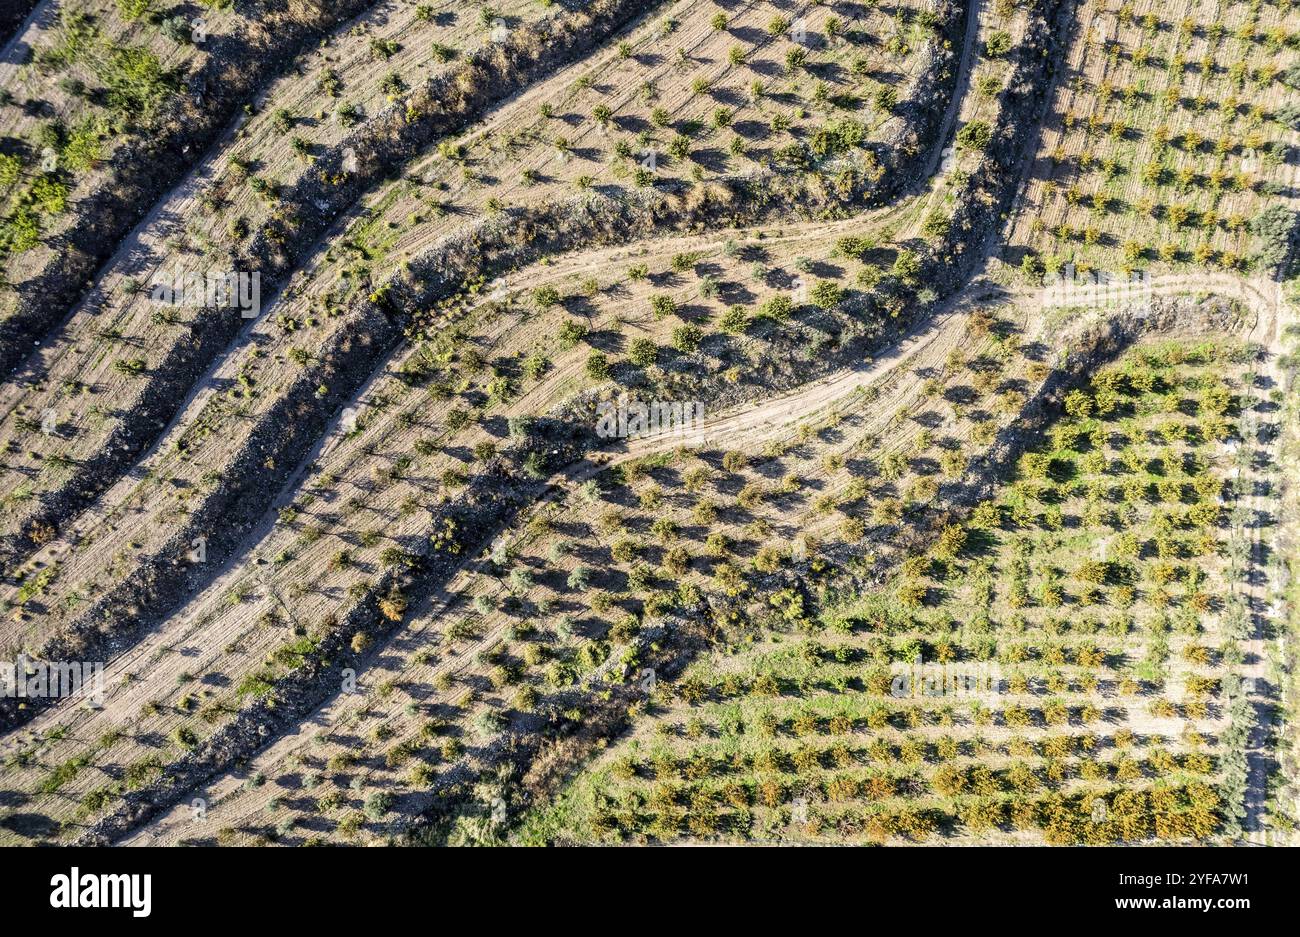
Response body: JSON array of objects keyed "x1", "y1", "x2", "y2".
[
  {"x1": 0, "y1": 0, "x2": 1296, "y2": 854},
  {"x1": 524, "y1": 337, "x2": 1264, "y2": 844},
  {"x1": 1009, "y1": 0, "x2": 1300, "y2": 277}
]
